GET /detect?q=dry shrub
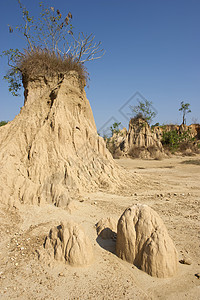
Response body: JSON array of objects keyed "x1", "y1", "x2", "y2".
[
  {"x1": 131, "y1": 113, "x2": 146, "y2": 122},
  {"x1": 179, "y1": 141, "x2": 200, "y2": 156},
  {"x1": 182, "y1": 150, "x2": 194, "y2": 156},
  {"x1": 147, "y1": 145, "x2": 158, "y2": 156},
  {"x1": 113, "y1": 148, "x2": 122, "y2": 159},
  {"x1": 154, "y1": 153, "x2": 163, "y2": 160},
  {"x1": 164, "y1": 149, "x2": 172, "y2": 157},
  {"x1": 128, "y1": 145, "x2": 163, "y2": 160},
  {"x1": 128, "y1": 146, "x2": 147, "y2": 158},
  {"x1": 179, "y1": 141, "x2": 193, "y2": 151},
  {"x1": 106, "y1": 138, "x2": 122, "y2": 159},
  {"x1": 17, "y1": 48, "x2": 88, "y2": 88},
  {"x1": 147, "y1": 145, "x2": 163, "y2": 160},
  {"x1": 181, "y1": 159, "x2": 200, "y2": 165}
]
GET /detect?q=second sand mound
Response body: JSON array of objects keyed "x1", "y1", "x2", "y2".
[{"x1": 116, "y1": 204, "x2": 178, "y2": 278}]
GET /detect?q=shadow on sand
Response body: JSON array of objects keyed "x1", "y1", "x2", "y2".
[
  {"x1": 181, "y1": 159, "x2": 200, "y2": 165},
  {"x1": 96, "y1": 235, "x2": 116, "y2": 255}
]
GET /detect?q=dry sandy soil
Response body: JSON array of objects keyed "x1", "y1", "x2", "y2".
[{"x1": 0, "y1": 155, "x2": 199, "y2": 299}]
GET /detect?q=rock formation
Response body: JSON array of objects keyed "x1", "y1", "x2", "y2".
[
  {"x1": 107, "y1": 118, "x2": 200, "y2": 159},
  {"x1": 125, "y1": 117, "x2": 164, "y2": 158},
  {"x1": 189, "y1": 124, "x2": 200, "y2": 139},
  {"x1": 107, "y1": 117, "x2": 164, "y2": 159},
  {"x1": 156, "y1": 123, "x2": 200, "y2": 140},
  {"x1": 44, "y1": 221, "x2": 93, "y2": 266},
  {"x1": 116, "y1": 204, "x2": 178, "y2": 278},
  {"x1": 0, "y1": 71, "x2": 131, "y2": 207},
  {"x1": 96, "y1": 217, "x2": 117, "y2": 239},
  {"x1": 106, "y1": 128, "x2": 127, "y2": 159}
]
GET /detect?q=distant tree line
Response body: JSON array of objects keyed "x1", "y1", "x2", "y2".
[{"x1": 0, "y1": 121, "x2": 8, "y2": 127}]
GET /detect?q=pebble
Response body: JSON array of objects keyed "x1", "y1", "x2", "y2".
[
  {"x1": 15, "y1": 263, "x2": 18, "y2": 266},
  {"x1": 195, "y1": 273, "x2": 200, "y2": 279},
  {"x1": 58, "y1": 272, "x2": 64, "y2": 277},
  {"x1": 94, "y1": 202, "x2": 97, "y2": 205},
  {"x1": 179, "y1": 258, "x2": 192, "y2": 265},
  {"x1": 73, "y1": 272, "x2": 79, "y2": 278}
]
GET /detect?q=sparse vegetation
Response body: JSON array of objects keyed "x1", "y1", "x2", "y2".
[
  {"x1": 161, "y1": 128, "x2": 197, "y2": 153},
  {"x1": 128, "y1": 146, "x2": 146, "y2": 158},
  {"x1": 181, "y1": 159, "x2": 200, "y2": 165},
  {"x1": 0, "y1": 121, "x2": 8, "y2": 127},
  {"x1": 161, "y1": 130, "x2": 180, "y2": 151},
  {"x1": 103, "y1": 123, "x2": 123, "y2": 158},
  {"x1": 131, "y1": 99, "x2": 157, "y2": 124},
  {"x1": 19, "y1": 48, "x2": 88, "y2": 87},
  {"x1": 110, "y1": 122, "x2": 121, "y2": 136},
  {"x1": 1, "y1": 1, "x2": 104, "y2": 96},
  {"x1": 105, "y1": 137, "x2": 121, "y2": 159},
  {"x1": 127, "y1": 145, "x2": 163, "y2": 160},
  {"x1": 151, "y1": 122, "x2": 160, "y2": 129},
  {"x1": 179, "y1": 101, "x2": 191, "y2": 125},
  {"x1": 147, "y1": 145, "x2": 160, "y2": 157}
]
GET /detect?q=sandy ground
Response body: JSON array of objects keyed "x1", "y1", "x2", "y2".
[{"x1": 0, "y1": 155, "x2": 199, "y2": 299}]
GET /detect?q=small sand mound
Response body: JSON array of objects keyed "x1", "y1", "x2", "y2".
[
  {"x1": 44, "y1": 220, "x2": 93, "y2": 266},
  {"x1": 116, "y1": 204, "x2": 178, "y2": 278},
  {"x1": 96, "y1": 217, "x2": 117, "y2": 240}
]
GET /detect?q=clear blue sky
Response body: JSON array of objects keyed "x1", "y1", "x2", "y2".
[{"x1": 0, "y1": 0, "x2": 199, "y2": 134}]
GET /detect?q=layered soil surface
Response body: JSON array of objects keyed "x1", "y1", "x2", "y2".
[{"x1": 0, "y1": 155, "x2": 199, "y2": 299}]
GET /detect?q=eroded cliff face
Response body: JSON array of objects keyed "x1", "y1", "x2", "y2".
[
  {"x1": 155, "y1": 124, "x2": 200, "y2": 140},
  {"x1": 107, "y1": 118, "x2": 164, "y2": 159},
  {"x1": 107, "y1": 118, "x2": 200, "y2": 159},
  {"x1": 0, "y1": 71, "x2": 130, "y2": 207},
  {"x1": 125, "y1": 118, "x2": 163, "y2": 151}
]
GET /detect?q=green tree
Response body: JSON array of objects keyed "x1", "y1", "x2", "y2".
[
  {"x1": 179, "y1": 101, "x2": 191, "y2": 125},
  {"x1": 1, "y1": 0, "x2": 105, "y2": 96},
  {"x1": 161, "y1": 128, "x2": 195, "y2": 152},
  {"x1": 110, "y1": 122, "x2": 121, "y2": 136},
  {"x1": 0, "y1": 121, "x2": 8, "y2": 127},
  {"x1": 131, "y1": 99, "x2": 157, "y2": 124}
]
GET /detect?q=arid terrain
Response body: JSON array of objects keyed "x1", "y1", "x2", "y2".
[
  {"x1": 0, "y1": 155, "x2": 199, "y2": 300},
  {"x1": 0, "y1": 1, "x2": 199, "y2": 299}
]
